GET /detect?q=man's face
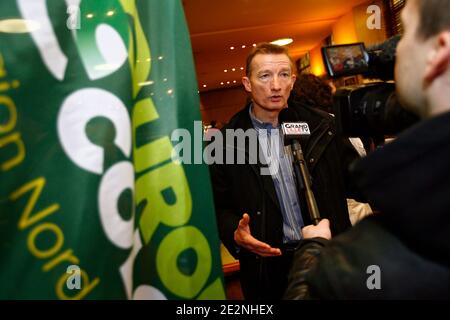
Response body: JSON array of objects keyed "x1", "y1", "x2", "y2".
[
  {"x1": 242, "y1": 53, "x2": 296, "y2": 114},
  {"x1": 395, "y1": 0, "x2": 429, "y2": 117}
]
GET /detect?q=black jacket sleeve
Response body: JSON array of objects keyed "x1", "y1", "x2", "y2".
[
  {"x1": 283, "y1": 238, "x2": 329, "y2": 300},
  {"x1": 209, "y1": 161, "x2": 241, "y2": 259}
]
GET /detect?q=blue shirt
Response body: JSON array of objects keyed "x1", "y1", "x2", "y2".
[{"x1": 249, "y1": 106, "x2": 304, "y2": 242}]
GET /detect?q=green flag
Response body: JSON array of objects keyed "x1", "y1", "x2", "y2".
[{"x1": 0, "y1": 0, "x2": 225, "y2": 300}]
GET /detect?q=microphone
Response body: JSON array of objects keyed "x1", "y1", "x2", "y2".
[{"x1": 279, "y1": 108, "x2": 321, "y2": 225}]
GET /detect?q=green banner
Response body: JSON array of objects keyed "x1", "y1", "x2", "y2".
[{"x1": 0, "y1": 0, "x2": 225, "y2": 300}]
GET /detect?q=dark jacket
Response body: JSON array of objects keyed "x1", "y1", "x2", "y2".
[
  {"x1": 284, "y1": 111, "x2": 450, "y2": 299},
  {"x1": 210, "y1": 103, "x2": 357, "y2": 299}
]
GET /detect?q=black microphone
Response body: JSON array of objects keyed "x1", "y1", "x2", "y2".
[{"x1": 279, "y1": 108, "x2": 321, "y2": 225}]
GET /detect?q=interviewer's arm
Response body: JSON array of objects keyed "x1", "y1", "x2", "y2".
[{"x1": 284, "y1": 219, "x2": 331, "y2": 299}]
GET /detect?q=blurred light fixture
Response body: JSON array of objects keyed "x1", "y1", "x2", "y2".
[
  {"x1": 138, "y1": 80, "x2": 154, "y2": 87},
  {"x1": 0, "y1": 19, "x2": 40, "y2": 33},
  {"x1": 270, "y1": 38, "x2": 293, "y2": 46},
  {"x1": 230, "y1": 46, "x2": 235, "y2": 50}
]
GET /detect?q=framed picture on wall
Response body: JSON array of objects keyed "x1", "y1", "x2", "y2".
[{"x1": 297, "y1": 52, "x2": 310, "y2": 74}]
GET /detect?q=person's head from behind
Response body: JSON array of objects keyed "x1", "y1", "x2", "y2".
[
  {"x1": 242, "y1": 43, "x2": 296, "y2": 115},
  {"x1": 396, "y1": 0, "x2": 450, "y2": 118},
  {"x1": 289, "y1": 74, "x2": 334, "y2": 114}
]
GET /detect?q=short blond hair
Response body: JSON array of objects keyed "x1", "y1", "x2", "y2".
[{"x1": 245, "y1": 43, "x2": 296, "y2": 76}]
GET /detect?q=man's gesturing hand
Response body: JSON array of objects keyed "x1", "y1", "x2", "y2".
[{"x1": 234, "y1": 213, "x2": 282, "y2": 257}]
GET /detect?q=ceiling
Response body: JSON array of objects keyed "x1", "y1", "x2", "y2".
[{"x1": 183, "y1": 0, "x2": 369, "y2": 92}]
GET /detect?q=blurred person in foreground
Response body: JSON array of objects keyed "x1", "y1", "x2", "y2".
[{"x1": 285, "y1": 0, "x2": 450, "y2": 299}]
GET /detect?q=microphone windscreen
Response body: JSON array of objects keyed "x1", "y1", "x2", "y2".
[{"x1": 278, "y1": 107, "x2": 300, "y2": 124}]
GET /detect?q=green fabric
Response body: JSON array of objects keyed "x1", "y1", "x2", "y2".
[{"x1": 0, "y1": 0, "x2": 224, "y2": 300}]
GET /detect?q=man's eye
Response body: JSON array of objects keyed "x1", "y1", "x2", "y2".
[
  {"x1": 259, "y1": 74, "x2": 270, "y2": 80},
  {"x1": 280, "y1": 72, "x2": 290, "y2": 78}
]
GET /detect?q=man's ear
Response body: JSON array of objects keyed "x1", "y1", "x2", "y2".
[
  {"x1": 290, "y1": 74, "x2": 297, "y2": 90},
  {"x1": 242, "y1": 76, "x2": 252, "y2": 92},
  {"x1": 424, "y1": 31, "x2": 450, "y2": 84}
]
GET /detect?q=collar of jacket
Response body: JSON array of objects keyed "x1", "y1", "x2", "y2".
[
  {"x1": 351, "y1": 110, "x2": 450, "y2": 265},
  {"x1": 289, "y1": 102, "x2": 336, "y2": 172},
  {"x1": 221, "y1": 104, "x2": 280, "y2": 211},
  {"x1": 222, "y1": 102, "x2": 337, "y2": 211},
  {"x1": 225, "y1": 102, "x2": 336, "y2": 170}
]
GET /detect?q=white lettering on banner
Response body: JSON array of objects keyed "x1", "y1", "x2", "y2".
[
  {"x1": 89, "y1": 24, "x2": 128, "y2": 80},
  {"x1": 17, "y1": 0, "x2": 68, "y2": 80},
  {"x1": 98, "y1": 161, "x2": 134, "y2": 249},
  {"x1": 57, "y1": 88, "x2": 132, "y2": 175}
]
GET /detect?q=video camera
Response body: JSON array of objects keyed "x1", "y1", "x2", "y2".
[{"x1": 321, "y1": 36, "x2": 419, "y2": 139}]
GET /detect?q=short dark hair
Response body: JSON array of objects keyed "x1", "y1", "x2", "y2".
[
  {"x1": 289, "y1": 74, "x2": 333, "y2": 113},
  {"x1": 417, "y1": 0, "x2": 450, "y2": 39},
  {"x1": 245, "y1": 43, "x2": 295, "y2": 76}
]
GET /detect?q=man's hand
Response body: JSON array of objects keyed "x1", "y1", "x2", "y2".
[
  {"x1": 234, "y1": 213, "x2": 282, "y2": 257},
  {"x1": 302, "y1": 219, "x2": 332, "y2": 240}
]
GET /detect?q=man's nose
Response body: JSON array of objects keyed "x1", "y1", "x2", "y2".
[{"x1": 270, "y1": 76, "x2": 281, "y2": 91}]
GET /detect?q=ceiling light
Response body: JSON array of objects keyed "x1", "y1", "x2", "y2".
[
  {"x1": 270, "y1": 38, "x2": 293, "y2": 46},
  {"x1": 231, "y1": 68, "x2": 236, "y2": 72},
  {"x1": 203, "y1": 84, "x2": 207, "y2": 88},
  {"x1": 230, "y1": 46, "x2": 235, "y2": 50},
  {"x1": 253, "y1": 43, "x2": 257, "y2": 47},
  {"x1": 0, "y1": 19, "x2": 40, "y2": 33},
  {"x1": 107, "y1": 10, "x2": 115, "y2": 16},
  {"x1": 233, "y1": 80, "x2": 237, "y2": 84},
  {"x1": 241, "y1": 45, "x2": 246, "y2": 49},
  {"x1": 224, "y1": 69, "x2": 228, "y2": 73},
  {"x1": 138, "y1": 80, "x2": 154, "y2": 87},
  {"x1": 86, "y1": 13, "x2": 94, "y2": 19},
  {"x1": 226, "y1": 81, "x2": 230, "y2": 84},
  {"x1": 220, "y1": 82, "x2": 224, "y2": 85},
  {"x1": 240, "y1": 67, "x2": 244, "y2": 70}
]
